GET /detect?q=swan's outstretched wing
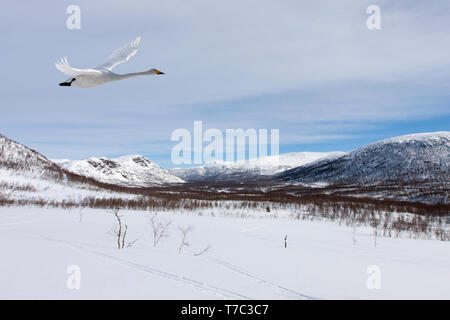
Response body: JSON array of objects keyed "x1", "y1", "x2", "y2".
[
  {"x1": 96, "y1": 37, "x2": 141, "y2": 71},
  {"x1": 55, "y1": 57, "x2": 101, "y2": 77}
]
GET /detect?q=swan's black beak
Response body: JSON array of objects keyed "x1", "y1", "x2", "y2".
[{"x1": 155, "y1": 69, "x2": 165, "y2": 75}]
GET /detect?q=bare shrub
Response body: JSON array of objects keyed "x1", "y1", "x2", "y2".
[
  {"x1": 78, "y1": 209, "x2": 84, "y2": 223},
  {"x1": 108, "y1": 208, "x2": 137, "y2": 249},
  {"x1": 194, "y1": 245, "x2": 212, "y2": 256},
  {"x1": 178, "y1": 225, "x2": 193, "y2": 254},
  {"x1": 352, "y1": 222, "x2": 358, "y2": 246},
  {"x1": 371, "y1": 218, "x2": 379, "y2": 247},
  {"x1": 148, "y1": 212, "x2": 172, "y2": 247}
]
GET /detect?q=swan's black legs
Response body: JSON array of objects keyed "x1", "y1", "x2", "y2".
[{"x1": 58, "y1": 78, "x2": 75, "y2": 87}]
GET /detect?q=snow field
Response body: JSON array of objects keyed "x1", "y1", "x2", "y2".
[{"x1": 0, "y1": 206, "x2": 448, "y2": 299}]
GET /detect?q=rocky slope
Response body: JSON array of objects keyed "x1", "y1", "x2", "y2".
[
  {"x1": 278, "y1": 132, "x2": 450, "y2": 186},
  {"x1": 0, "y1": 134, "x2": 133, "y2": 203},
  {"x1": 170, "y1": 152, "x2": 345, "y2": 182},
  {"x1": 58, "y1": 155, "x2": 184, "y2": 187}
]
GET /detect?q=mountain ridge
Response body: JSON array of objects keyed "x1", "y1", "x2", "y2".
[
  {"x1": 56, "y1": 154, "x2": 184, "y2": 187},
  {"x1": 169, "y1": 151, "x2": 345, "y2": 182},
  {"x1": 278, "y1": 131, "x2": 450, "y2": 187}
]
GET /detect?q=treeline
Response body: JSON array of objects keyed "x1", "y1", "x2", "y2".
[
  {"x1": 1, "y1": 153, "x2": 448, "y2": 240},
  {"x1": 0, "y1": 191, "x2": 448, "y2": 241}
]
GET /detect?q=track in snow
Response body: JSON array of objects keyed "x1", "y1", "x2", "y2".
[
  {"x1": 40, "y1": 236, "x2": 252, "y2": 300},
  {"x1": 205, "y1": 255, "x2": 316, "y2": 300}
]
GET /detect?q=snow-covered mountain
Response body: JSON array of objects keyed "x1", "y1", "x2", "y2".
[
  {"x1": 170, "y1": 152, "x2": 345, "y2": 182},
  {"x1": 0, "y1": 133, "x2": 133, "y2": 203},
  {"x1": 2, "y1": 131, "x2": 448, "y2": 204},
  {"x1": 57, "y1": 155, "x2": 184, "y2": 187},
  {"x1": 1, "y1": 133, "x2": 58, "y2": 175},
  {"x1": 278, "y1": 132, "x2": 450, "y2": 186}
]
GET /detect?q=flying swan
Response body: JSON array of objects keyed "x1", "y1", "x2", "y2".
[{"x1": 55, "y1": 37, "x2": 164, "y2": 88}]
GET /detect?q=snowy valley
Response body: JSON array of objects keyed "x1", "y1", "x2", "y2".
[
  {"x1": 1, "y1": 206, "x2": 449, "y2": 299},
  {"x1": 0, "y1": 132, "x2": 449, "y2": 299}
]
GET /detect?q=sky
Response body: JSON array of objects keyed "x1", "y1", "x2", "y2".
[{"x1": 1, "y1": 0, "x2": 449, "y2": 168}]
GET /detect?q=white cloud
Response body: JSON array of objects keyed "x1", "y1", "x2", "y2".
[{"x1": 1, "y1": 0, "x2": 449, "y2": 162}]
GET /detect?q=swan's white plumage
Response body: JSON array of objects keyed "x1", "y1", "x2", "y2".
[
  {"x1": 55, "y1": 37, "x2": 163, "y2": 88},
  {"x1": 55, "y1": 57, "x2": 101, "y2": 77},
  {"x1": 96, "y1": 37, "x2": 141, "y2": 71}
]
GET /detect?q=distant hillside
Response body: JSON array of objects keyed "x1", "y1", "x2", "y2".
[
  {"x1": 57, "y1": 155, "x2": 184, "y2": 187},
  {"x1": 170, "y1": 152, "x2": 345, "y2": 182},
  {"x1": 278, "y1": 132, "x2": 449, "y2": 186},
  {"x1": 0, "y1": 134, "x2": 137, "y2": 203}
]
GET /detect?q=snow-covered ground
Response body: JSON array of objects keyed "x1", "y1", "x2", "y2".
[
  {"x1": 0, "y1": 206, "x2": 448, "y2": 299},
  {"x1": 0, "y1": 168, "x2": 138, "y2": 203}
]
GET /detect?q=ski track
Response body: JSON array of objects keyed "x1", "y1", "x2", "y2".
[
  {"x1": 1, "y1": 218, "x2": 314, "y2": 299},
  {"x1": 40, "y1": 236, "x2": 252, "y2": 300},
  {"x1": 215, "y1": 224, "x2": 318, "y2": 300},
  {"x1": 3, "y1": 218, "x2": 317, "y2": 299},
  {"x1": 0, "y1": 219, "x2": 39, "y2": 227},
  {"x1": 205, "y1": 255, "x2": 316, "y2": 300}
]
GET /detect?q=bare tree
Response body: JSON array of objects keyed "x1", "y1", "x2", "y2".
[
  {"x1": 148, "y1": 212, "x2": 172, "y2": 247},
  {"x1": 122, "y1": 224, "x2": 128, "y2": 249},
  {"x1": 371, "y1": 218, "x2": 379, "y2": 248},
  {"x1": 108, "y1": 208, "x2": 137, "y2": 249},
  {"x1": 352, "y1": 222, "x2": 358, "y2": 246},
  {"x1": 78, "y1": 209, "x2": 84, "y2": 223},
  {"x1": 178, "y1": 225, "x2": 193, "y2": 254},
  {"x1": 108, "y1": 208, "x2": 123, "y2": 249}
]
